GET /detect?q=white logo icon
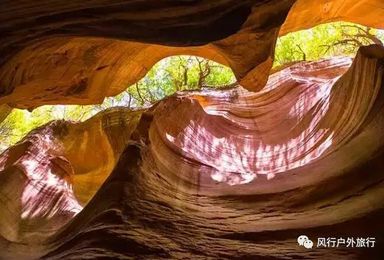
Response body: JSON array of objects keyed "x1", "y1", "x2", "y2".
[{"x1": 297, "y1": 235, "x2": 313, "y2": 249}]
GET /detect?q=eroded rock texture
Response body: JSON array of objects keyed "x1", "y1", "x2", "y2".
[
  {"x1": 0, "y1": 46, "x2": 383, "y2": 259},
  {"x1": 0, "y1": 0, "x2": 383, "y2": 109},
  {"x1": 1, "y1": 0, "x2": 384, "y2": 259},
  {"x1": 0, "y1": 109, "x2": 141, "y2": 243}
]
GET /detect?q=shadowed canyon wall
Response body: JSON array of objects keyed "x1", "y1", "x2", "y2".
[{"x1": 0, "y1": 0, "x2": 384, "y2": 259}]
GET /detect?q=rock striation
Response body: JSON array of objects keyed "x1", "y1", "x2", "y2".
[{"x1": 0, "y1": 0, "x2": 384, "y2": 259}]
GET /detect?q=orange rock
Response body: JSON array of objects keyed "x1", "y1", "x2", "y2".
[{"x1": 0, "y1": 1, "x2": 384, "y2": 259}]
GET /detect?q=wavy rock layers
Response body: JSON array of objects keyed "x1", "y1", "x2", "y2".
[
  {"x1": 45, "y1": 46, "x2": 384, "y2": 259},
  {"x1": 0, "y1": 46, "x2": 383, "y2": 259},
  {"x1": 1, "y1": 0, "x2": 384, "y2": 111},
  {"x1": 152, "y1": 57, "x2": 354, "y2": 185},
  {"x1": 0, "y1": 0, "x2": 295, "y2": 108},
  {"x1": 1, "y1": 0, "x2": 384, "y2": 259},
  {"x1": 0, "y1": 108, "x2": 141, "y2": 250}
]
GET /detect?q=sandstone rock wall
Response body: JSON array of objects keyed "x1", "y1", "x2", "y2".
[{"x1": 0, "y1": 1, "x2": 384, "y2": 259}]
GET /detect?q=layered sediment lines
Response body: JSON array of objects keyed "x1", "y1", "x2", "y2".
[
  {"x1": 0, "y1": 0, "x2": 384, "y2": 111},
  {"x1": 0, "y1": 46, "x2": 383, "y2": 259},
  {"x1": 1, "y1": 0, "x2": 384, "y2": 259},
  {"x1": 0, "y1": 109, "x2": 141, "y2": 245}
]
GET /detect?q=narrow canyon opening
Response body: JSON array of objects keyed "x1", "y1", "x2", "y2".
[{"x1": 1, "y1": 1, "x2": 384, "y2": 259}]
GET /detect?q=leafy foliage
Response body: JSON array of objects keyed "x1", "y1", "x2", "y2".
[
  {"x1": 0, "y1": 56, "x2": 235, "y2": 151},
  {"x1": 101, "y1": 56, "x2": 236, "y2": 108},
  {"x1": 274, "y1": 22, "x2": 383, "y2": 67},
  {"x1": 1, "y1": 22, "x2": 383, "y2": 151}
]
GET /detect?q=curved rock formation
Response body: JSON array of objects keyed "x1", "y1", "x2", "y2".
[
  {"x1": 0, "y1": 109, "x2": 141, "y2": 243},
  {"x1": 1, "y1": 45, "x2": 383, "y2": 259},
  {"x1": 1, "y1": 0, "x2": 384, "y2": 110},
  {"x1": 1, "y1": 0, "x2": 384, "y2": 259}
]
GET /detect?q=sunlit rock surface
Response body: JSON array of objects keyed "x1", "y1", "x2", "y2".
[
  {"x1": 0, "y1": 0, "x2": 383, "y2": 109},
  {"x1": 0, "y1": 109, "x2": 141, "y2": 245},
  {"x1": 1, "y1": 0, "x2": 384, "y2": 259},
  {"x1": 0, "y1": 46, "x2": 384, "y2": 259}
]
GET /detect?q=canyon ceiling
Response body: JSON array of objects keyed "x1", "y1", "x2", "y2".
[{"x1": 0, "y1": 0, "x2": 384, "y2": 259}]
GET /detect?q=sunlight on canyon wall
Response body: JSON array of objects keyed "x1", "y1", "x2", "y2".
[
  {"x1": 162, "y1": 57, "x2": 353, "y2": 185},
  {"x1": 0, "y1": 0, "x2": 384, "y2": 259}
]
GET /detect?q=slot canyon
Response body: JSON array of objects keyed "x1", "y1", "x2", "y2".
[{"x1": 0, "y1": 0, "x2": 384, "y2": 259}]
